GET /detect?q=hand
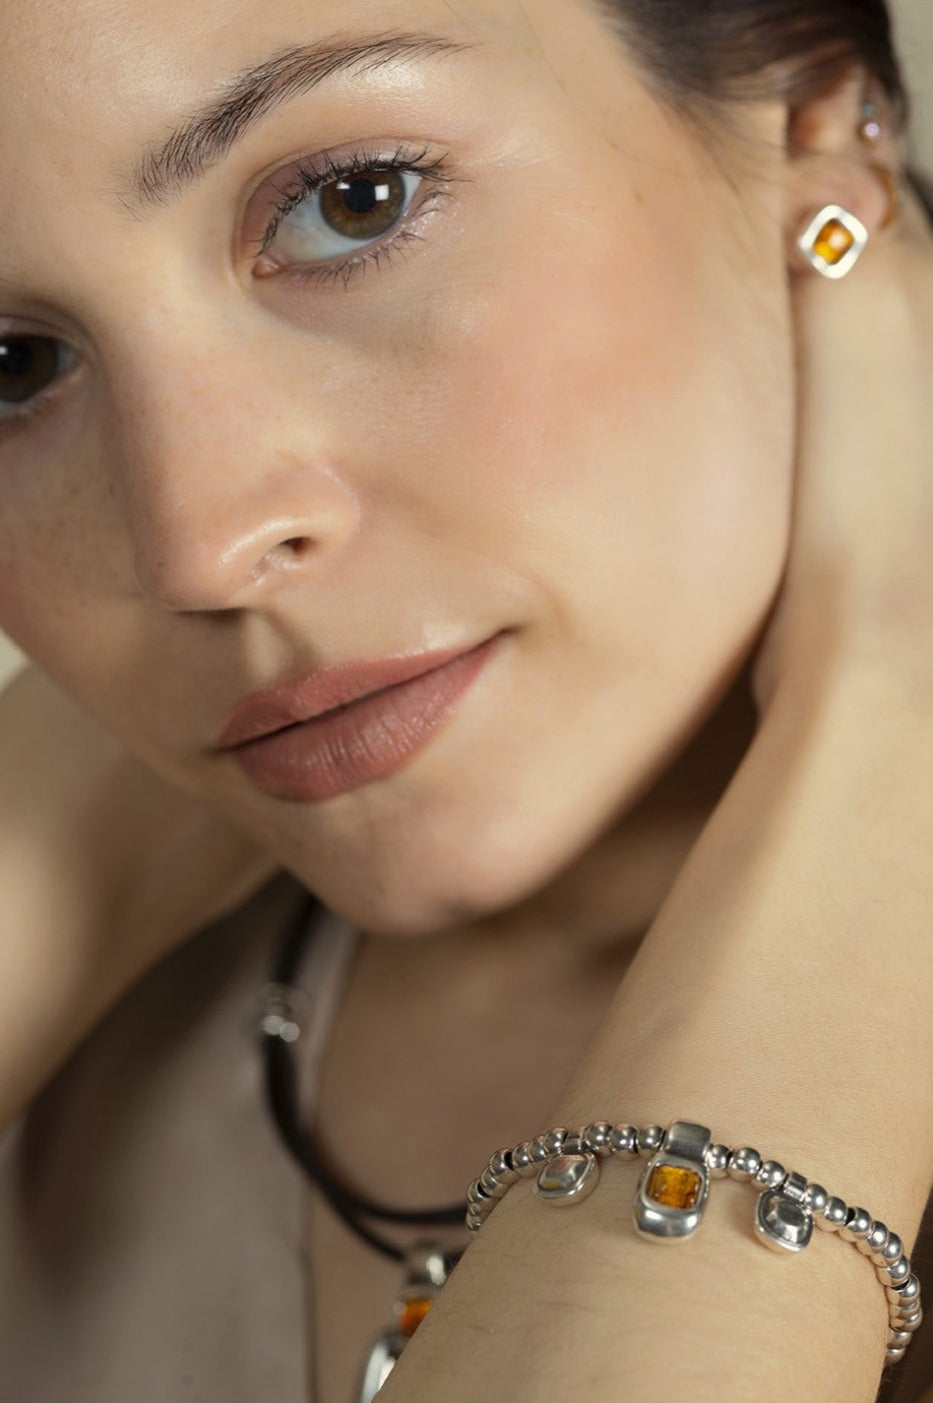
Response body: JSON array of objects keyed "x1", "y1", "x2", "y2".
[{"x1": 752, "y1": 186, "x2": 933, "y2": 711}]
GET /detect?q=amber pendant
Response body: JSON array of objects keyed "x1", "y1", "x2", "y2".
[
  {"x1": 634, "y1": 1122, "x2": 711, "y2": 1241},
  {"x1": 357, "y1": 1243, "x2": 450, "y2": 1403}
]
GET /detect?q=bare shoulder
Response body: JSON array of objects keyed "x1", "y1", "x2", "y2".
[{"x1": 0, "y1": 666, "x2": 275, "y2": 1129}]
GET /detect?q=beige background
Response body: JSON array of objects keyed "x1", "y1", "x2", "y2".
[{"x1": 2, "y1": 0, "x2": 933, "y2": 688}]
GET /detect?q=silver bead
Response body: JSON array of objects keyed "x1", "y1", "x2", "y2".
[
  {"x1": 881, "y1": 1232, "x2": 904, "y2": 1266},
  {"x1": 637, "y1": 1126, "x2": 664, "y2": 1158},
  {"x1": 865, "y1": 1221, "x2": 890, "y2": 1264},
  {"x1": 529, "y1": 1137, "x2": 551, "y2": 1163},
  {"x1": 819, "y1": 1197, "x2": 848, "y2": 1233},
  {"x1": 727, "y1": 1147, "x2": 762, "y2": 1182},
  {"x1": 706, "y1": 1145, "x2": 730, "y2": 1178},
  {"x1": 840, "y1": 1207, "x2": 872, "y2": 1244},
  {"x1": 896, "y1": 1273, "x2": 921, "y2": 1306},
  {"x1": 256, "y1": 983, "x2": 305, "y2": 1043},
  {"x1": 896, "y1": 1310, "x2": 923, "y2": 1333},
  {"x1": 479, "y1": 1167, "x2": 508, "y2": 1199},
  {"x1": 563, "y1": 1128, "x2": 586, "y2": 1155},
  {"x1": 466, "y1": 1181, "x2": 489, "y2": 1206},
  {"x1": 883, "y1": 1257, "x2": 911, "y2": 1287},
  {"x1": 803, "y1": 1184, "x2": 828, "y2": 1215},
  {"x1": 755, "y1": 1161, "x2": 786, "y2": 1190},
  {"x1": 609, "y1": 1124, "x2": 637, "y2": 1157},
  {"x1": 511, "y1": 1143, "x2": 536, "y2": 1175},
  {"x1": 885, "y1": 1346, "x2": 907, "y2": 1363},
  {"x1": 488, "y1": 1151, "x2": 520, "y2": 1186},
  {"x1": 887, "y1": 1329, "x2": 912, "y2": 1350},
  {"x1": 541, "y1": 1128, "x2": 567, "y2": 1156},
  {"x1": 583, "y1": 1123, "x2": 614, "y2": 1156}
]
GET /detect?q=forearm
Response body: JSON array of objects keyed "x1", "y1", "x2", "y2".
[{"x1": 381, "y1": 667, "x2": 933, "y2": 1403}]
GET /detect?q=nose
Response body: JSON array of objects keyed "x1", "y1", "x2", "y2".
[{"x1": 108, "y1": 339, "x2": 361, "y2": 614}]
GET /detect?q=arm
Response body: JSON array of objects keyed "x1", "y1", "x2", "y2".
[
  {"x1": 0, "y1": 665, "x2": 276, "y2": 1129},
  {"x1": 379, "y1": 206, "x2": 933, "y2": 1403}
]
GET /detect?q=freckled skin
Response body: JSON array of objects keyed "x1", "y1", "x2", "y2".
[{"x1": 0, "y1": 0, "x2": 795, "y2": 935}]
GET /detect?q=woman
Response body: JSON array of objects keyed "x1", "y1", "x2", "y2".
[{"x1": 0, "y1": 0, "x2": 930, "y2": 1399}]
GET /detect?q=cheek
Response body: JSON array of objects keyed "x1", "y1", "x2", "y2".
[{"x1": 404, "y1": 175, "x2": 796, "y2": 668}]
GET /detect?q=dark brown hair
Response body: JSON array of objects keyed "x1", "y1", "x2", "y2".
[{"x1": 598, "y1": 0, "x2": 908, "y2": 126}]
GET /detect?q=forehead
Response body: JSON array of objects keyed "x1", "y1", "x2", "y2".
[{"x1": 0, "y1": 0, "x2": 541, "y2": 126}]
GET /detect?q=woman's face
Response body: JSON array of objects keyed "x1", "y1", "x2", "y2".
[{"x1": 0, "y1": 0, "x2": 794, "y2": 933}]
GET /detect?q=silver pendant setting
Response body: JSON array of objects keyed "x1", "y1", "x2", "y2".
[
  {"x1": 755, "y1": 1172, "x2": 813, "y2": 1254},
  {"x1": 357, "y1": 1243, "x2": 450, "y2": 1403},
  {"x1": 634, "y1": 1121, "x2": 711, "y2": 1241},
  {"x1": 534, "y1": 1153, "x2": 600, "y2": 1206},
  {"x1": 359, "y1": 1334, "x2": 403, "y2": 1403}
]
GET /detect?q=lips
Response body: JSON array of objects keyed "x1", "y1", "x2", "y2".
[{"x1": 218, "y1": 636, "x2": 499, "y2": 802}]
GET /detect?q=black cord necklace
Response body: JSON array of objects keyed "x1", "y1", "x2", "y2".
[{"x1": 258, "y1": 895, "x2": 468, "y2": 1400}]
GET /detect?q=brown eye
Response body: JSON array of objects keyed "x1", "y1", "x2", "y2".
[
  {"x1": 0, "y1": 335, "x2": 74, "y2": 406},
  {"x1": 264, "y1": 168, "x2": 423, "y2": 268},
  {"x1": 320, "y1": 171, "x2": 408, "y2": 240}
]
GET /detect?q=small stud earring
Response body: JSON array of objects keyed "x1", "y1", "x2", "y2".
[
  {"x1": 859, "y1": 100, "x2": 883, "y2": 146},
  {"x1": 797, "y1": 204, "x2": 869, "y2": 280}
]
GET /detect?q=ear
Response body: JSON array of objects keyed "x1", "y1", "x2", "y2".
[{"x1": 783, "y1": 67, "x2": 903, "y2": 274}]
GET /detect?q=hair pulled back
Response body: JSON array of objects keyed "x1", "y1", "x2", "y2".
[{"x1": 598, "y1": 0, "x2": 907, "y2": 124}]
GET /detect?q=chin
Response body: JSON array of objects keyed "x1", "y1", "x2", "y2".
[
  {"x1": 276, "y1": 784, "x2": 618, "y2": 939},
  {"x1": 284, "y1": 847, "x2": 529, "y2": 939}
]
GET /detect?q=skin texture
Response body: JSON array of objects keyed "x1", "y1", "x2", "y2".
[
  {"x1": 1, "y1": 3, "x2": 931, "y2": 1402},
  {"x1": 0, "y1": 0, "x2": 797, "y2": 938}
]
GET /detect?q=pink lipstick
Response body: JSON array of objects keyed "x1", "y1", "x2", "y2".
[{"x1": 219, "y1": 637, "x2": 498, "y2": 802}]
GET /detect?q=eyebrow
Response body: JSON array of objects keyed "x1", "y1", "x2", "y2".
[{"x1": 125, "y1": 31, "x2": 475, "y2": 215}]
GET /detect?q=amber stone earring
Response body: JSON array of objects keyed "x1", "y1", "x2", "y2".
[{"x1": 797, "y1": 204, "x2": 869, "y2": 280}]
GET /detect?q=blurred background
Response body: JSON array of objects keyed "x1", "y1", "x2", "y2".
[{"x1": 2, "y1": 0, "x2": 933, "y2": 689}]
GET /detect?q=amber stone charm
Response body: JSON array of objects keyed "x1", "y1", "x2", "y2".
[
  {"x1": 647, "y1": 1164, "x2": 703, "y2": 1212},
  {"x1": 813, "y1": 218, "x2": 855, "y2": 267},
  {"x1": 634, "y1": 1122, "x2": 711, "y2": 1240},
  {"x1": 399, "y1": 1297, "x2": 434, "y2": 1337}
]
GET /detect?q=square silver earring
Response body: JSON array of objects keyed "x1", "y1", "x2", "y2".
[{"x1": 797, "y1": 204, "x2": 869, "y2": 280}]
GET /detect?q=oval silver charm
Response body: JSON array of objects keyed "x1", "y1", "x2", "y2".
[
  {"x1": 756, "y1": 1188, "x2": 814, "y2": 1253},
  {"x1": 534, "y1": 1153, "x2": 600, "y2": 1205}
]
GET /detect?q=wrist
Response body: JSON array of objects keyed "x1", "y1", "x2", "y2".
[
  {"x1": 547, "y1": 647, "x2": 933, "y2": 1239},
  {"x1": 755, "y1": 586, "x2": 933, "y2": 724}
]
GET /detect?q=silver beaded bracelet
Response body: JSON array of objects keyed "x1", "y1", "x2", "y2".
[{"x1": 465, "y1": 1120, "x2": 922, "y2": 1365}]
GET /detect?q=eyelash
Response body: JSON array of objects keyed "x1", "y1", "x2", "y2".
[
  {"x1": 0, "y1": 147, "x2": 456, "y2": 442},
  {"x1": 252, "y1": 142, "x2": 455, "y2": 289}
]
